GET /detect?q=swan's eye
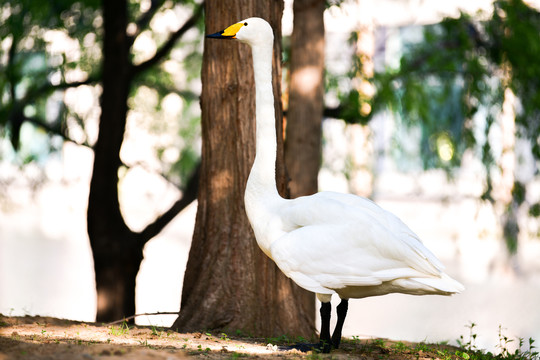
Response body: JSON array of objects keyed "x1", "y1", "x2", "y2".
[{"x1": 244, "y1": 22, "x2": 248, "y2": 26}]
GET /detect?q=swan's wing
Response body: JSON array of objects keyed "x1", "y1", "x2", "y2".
[
  {"x1": 270, "y1": 220, "x2": 438, "y2": 293},
  {"x1": 270, "y1": 224, "x2": 382, "y2": 294},
  {"x1": 272, "y1": 192, "x2": 445, "y2": 292},
  {"x1": 284, "y1": 191, "x2": 444, "y2": 272}
]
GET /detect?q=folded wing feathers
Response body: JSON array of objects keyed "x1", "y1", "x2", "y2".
[{"x1": 271, "y1": 192, "x2": 456, "y2": 293}]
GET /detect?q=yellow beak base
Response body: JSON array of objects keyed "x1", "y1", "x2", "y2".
[{"x1": 206, "y1": 22, "x2": 244, "y2": 39}]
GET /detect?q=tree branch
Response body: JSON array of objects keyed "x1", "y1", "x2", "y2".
[
  {"x1": 4, "y1": 75, "x2": 99, "y2": 149},
  {"x1": 131, "y1": 3, "x2": 204, "y2": 76},
  {"x1": 137, "y1": 162, "x2": 200, "y2": 246},
  {"x1": 23, "y1": 116, "x2": 93, "y2": 148},
  {"x1": 107, "y1": 311, "x2": 180, "y2": 325},
  {"x1": 27, "y1": 76, "x2": 100, "y2": 100},
  {"x1": 14, "y1": 76, "x2": 100, "y2": 119}
]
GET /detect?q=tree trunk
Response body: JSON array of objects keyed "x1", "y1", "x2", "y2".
[
  {"x1": 172, "y1": 0, "x2": 315, "y2": 337},
  {"x1": 285, "y1": 0, "x2": 325, "y2": 197},
  {"x1": 87, "y1": 0, "x2": 202, "y2": 323},
  {"x1": 87, "y1": 0, "x2": 141, "y2": 322}
]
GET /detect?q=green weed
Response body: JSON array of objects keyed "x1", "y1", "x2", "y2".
[
  {"x1": 457, "y1": 322, "x2": 478, "y2": 351},
  {"x1": 392, "y1": 341, "x2": 410, "y2": 352},
  {"x1": 371, "y1": 338, "x2": 386, "y2": 348},
  {"x1": 109, "y1": 321, "x2": 130, "y2": 336},
  {"x1": 456, "y1": 323, "x2": 538, "y2": 360},
  {"x1": 150, "y1": 325, "x2": 164, "y2": 337},
  {"x1": 197, "y1": 344, "x2": 211, "y2": 352}
]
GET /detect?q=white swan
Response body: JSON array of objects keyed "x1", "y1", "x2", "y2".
[{"x1": 207, "y1": 17, "x2": 463, "y2": 352}]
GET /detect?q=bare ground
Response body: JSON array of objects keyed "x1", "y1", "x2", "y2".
[{"x1": 0, "y1": 315, "x2": 464, "y2": 359}]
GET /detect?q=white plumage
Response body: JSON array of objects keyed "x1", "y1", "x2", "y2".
[{"x1": 207, "y1": 17, "x2": 463, "y2": 352}]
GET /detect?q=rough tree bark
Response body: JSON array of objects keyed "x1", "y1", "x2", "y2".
[
  {"x1": 172, "y1": 0, "x2": 315, "y2": 337},
  {"x1": 285, "y1": 0, "x2": 325, "y2": 197}
]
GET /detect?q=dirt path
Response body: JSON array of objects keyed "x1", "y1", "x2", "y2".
[{"x1": 0, "y1": 315, "x2": 465, "y2": 359}]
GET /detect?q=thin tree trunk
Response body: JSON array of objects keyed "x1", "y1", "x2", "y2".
[
  {"x1": 172, "y1": 0, "x2": 315, "y2": 337},
  {"x1": 87, "y1": 0, "x2": 139, "y2": 322},
  {"x1": 87, "y1": 0, "x2": 202, "y2": 323},
  {"x1": 285, "y1": 0, "x2": 325, "y2": 197}
]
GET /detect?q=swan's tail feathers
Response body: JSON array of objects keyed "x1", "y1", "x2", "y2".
[{"x1": 413, "y1": 273, "x2": 465, "y2": 295}]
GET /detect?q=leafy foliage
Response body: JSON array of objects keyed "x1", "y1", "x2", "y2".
[
  {"x1": 0, "y1": 0, "x2": 101, "y2": 161},
  {"x1": 370, "y1": 0, "x2": 540, "y2": 252},
  {"x1": 0, "y1": 0, "x2": 203, "y2": 187}
]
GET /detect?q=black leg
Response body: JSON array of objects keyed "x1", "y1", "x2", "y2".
[
  {"x1": 319, "y1": 301, "x2": 332, "y2": 353},
  {"x1": 331, "y1": 298, "x2": 349, "y2": 349}
]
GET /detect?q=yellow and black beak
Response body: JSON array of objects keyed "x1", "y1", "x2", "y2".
[{"x1": 206, "y1": 22, "x2": 244, "y2": 39}]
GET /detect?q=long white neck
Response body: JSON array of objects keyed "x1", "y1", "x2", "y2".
[{"x1": 245, "y1": 42, "x2": 281, "y2": 201}]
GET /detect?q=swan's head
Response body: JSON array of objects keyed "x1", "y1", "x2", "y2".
[{"x1": 206, "y1": 17, "x2": 273, "y2": 47}]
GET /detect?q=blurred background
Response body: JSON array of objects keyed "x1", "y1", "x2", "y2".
[{"x1": 1, "y1": 0, "x2": 540, "y2": 353}]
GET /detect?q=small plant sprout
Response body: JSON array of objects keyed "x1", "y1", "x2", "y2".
[
  {"x1": 392, "y1": 341, "x2": 409, "y2": 352},
  {"x1": 150, "y1": 325, "x2": 165, "y2": 337},
  {"x1": 525, "y1": 338, "x2": 539, "y2": 359},
  {"x1": 458, "y1": 322, "x2": 478, "y2": 351},
  {"x1": 197, "y1": 344, "x2": 210, "y2": 352},
  {"x1": 497, "y1": 325, "x2": 514, "y2": 357},
  {"x1": 371, "y1": 338, "x2": 386, "y2": 348}
]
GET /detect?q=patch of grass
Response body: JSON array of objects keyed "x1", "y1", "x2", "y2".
[
  {"x1": 414, "y1": 342, "x2": 432, "y2": 352},
  {"x1": 454, "y1": 323, "x2": 538, "y2": 360},
  {"x1": 228, "y1": 352, "x2": 248, "y2": 358},
  {"x1": 371, "y1": 338, "x2": 386, "y2": 348},
  {"x1": 197, "y1": 344, "x2": 211, "y2": 352},
  {"x1": 109, "y1": 321, "x2": 130, "y2": 336},
  {"x1": 150, "y1": 325, "x2": 165, "y2": 337},
  {"x1": 266, "y1": 334, "x2": 291, "y2": 345},
  {"x1": 139, "y1": 339, "x2": 157, "y2": 350},
  {"x1": 305, "y1": 352, "x2": 326, "y2": 360},
  {"x1": 327, "y1": 326, "x2": 538, "y2": 360},
  {"x1": 392, "y1": 341, "x2": 410, "y2": 352}
]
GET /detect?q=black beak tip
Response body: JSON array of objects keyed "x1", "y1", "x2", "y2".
[{"x1": 206, "y1": 31, "x2": 234, "y2": 39}]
